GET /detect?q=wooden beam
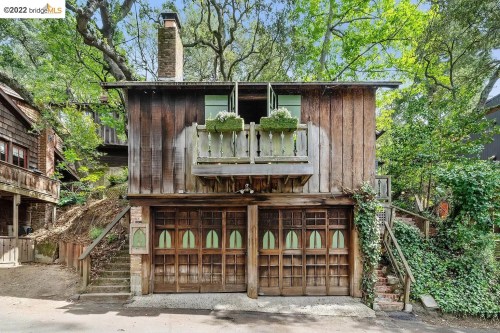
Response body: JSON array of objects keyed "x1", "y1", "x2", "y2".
[
  {"x1": 247, "y1": 205, "x2": 258, "y2": 299},
  {"x1": 13, "y1": 194, "x2": 20, "y2": 265},
  {"x1": 128, "y1": 193, "x2": 354, "y2": 207},
  {"x1": 0, "y1": 183, "x2": 58, "y2": 204},
  {"x1": 192, "y1": 163, "x2": 313, "y2": 177},
  {"x1": 142, "y1": 206, "x2": 151, "y2": 295}
]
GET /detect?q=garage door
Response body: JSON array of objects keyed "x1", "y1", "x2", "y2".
[
  {"x1": 258, "y1": 208, "x2": 351, "y2": 296},
  {"x1": 153, "y1": 208, "x2": 247, "y2": 293}
]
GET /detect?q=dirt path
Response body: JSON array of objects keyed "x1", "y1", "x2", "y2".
[{"x1": 0, "y1": 263, "x2": 81, "y2": 300}]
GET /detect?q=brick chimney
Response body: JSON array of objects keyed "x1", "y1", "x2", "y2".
[{"x1": 158, "y1": 12, "x2": 183, "y2": 81}]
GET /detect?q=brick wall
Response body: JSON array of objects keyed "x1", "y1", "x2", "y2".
[
  {"x1": 157, "y1": 18, "x2": 183, "y2": 81},
  {"x1": 130, "y1": 206, "x2": 143, "y2": 295}
]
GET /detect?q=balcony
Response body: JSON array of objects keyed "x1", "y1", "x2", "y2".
[
  {"x1": 0, "y1": 160, "x2": 59, "y2": 203},
  {"x1": 192, "y1": 122, "x2": 313, "y2": 182}
]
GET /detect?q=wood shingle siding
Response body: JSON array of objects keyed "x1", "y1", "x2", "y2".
[
  {"x1": 0, "y1": 102, "x2": 38, "y2": 170},
  {"x1": 127, "y1": 87, "x2": 377, "y2": 195}
]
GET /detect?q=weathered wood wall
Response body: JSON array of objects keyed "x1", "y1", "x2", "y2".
[
  {"x1": 128, "y1": 87, "x2": 376, "y2": 195},
  {"x1": 0, "y1": 102, "x2": 38, "y2": 170}
]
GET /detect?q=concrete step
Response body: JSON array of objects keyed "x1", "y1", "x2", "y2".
[
  {"x1": 374, "y1": 301, "x2": 404, "y2": 312},
  {"x1": 87, "y1": 285, "x2": 130, "y2": 293},
  {"x1": 103, "y1": 262, "x2": 129, "y2": 270},
  {"x1": 79, "y1": 292, "x2": 132, "y2": 303},
  {"x1": 101, "y1": 270, "x2": 130, "y2": 278},
  {"x1": 94, "y1": 277, "x2": 130, "y2": 286}
]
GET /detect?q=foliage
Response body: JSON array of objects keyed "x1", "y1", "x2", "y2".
[
  {"x1": 108, "y1": 168, "x2": 129, "y2": 186},
  {"x1": 350, "y1": 183, "x2": 382, "y2": 306},
  {"x1": 393, "y1": 221, "x2": 500, "y2": 318},
  {"x1": 269, "y1": 107, "x2": 293, "y2": 120},
  {"x1": 291, "y1": 0, "x2": 428, "y2": 80},
  {"x1": 206, "y1": 112, "x2": 244, "y2": 132},
  {"x1": 214, "y1": 111, "x2": 239, "y2": 122},
  {"x1": 392, "y1": 161, "x2": 500, "y2": 318},
  {"x1": 89, "y1": 227, "x2": 104, "y2": 241}
]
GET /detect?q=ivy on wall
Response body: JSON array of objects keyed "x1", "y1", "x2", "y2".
[{"x1": 348, "y1": 183, "x2": 382, "y2": 306}]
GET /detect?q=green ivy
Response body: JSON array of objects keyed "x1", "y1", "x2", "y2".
[
  {"x1": 392, "y1": 161, "x2": 500, "y2": 318},
  {"x1": 351, "y1": 183, "x2": 382, "y2": 306}
]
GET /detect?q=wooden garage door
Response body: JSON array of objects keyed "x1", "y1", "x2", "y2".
[
  {"x1": 153, "y1": 208, "x2": 247, "y2": 293},
  {"x1": 258, "y1": 208, "x2": 351, "y2": 296}
]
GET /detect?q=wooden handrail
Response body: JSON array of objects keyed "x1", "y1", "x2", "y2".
[
  {"x1": 383, "y1": 219, "x2": 415, "y2": 283},
  {"x1": 79, "y1": 206, "x2": 130, "y2": 260},
  {"x1": 390, "y1": 204, "x2": 436, "y2": 224}
]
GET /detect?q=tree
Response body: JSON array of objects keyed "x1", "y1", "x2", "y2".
[
  {"x1": 182, "y1": 0, "x2": 293, "y2": 81},
  {"x1": 291, "y1": 0, "x2": 428, "y2": 80}
]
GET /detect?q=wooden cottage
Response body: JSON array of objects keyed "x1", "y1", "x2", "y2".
[
  {"x1": 103, "y1": 13, "x2": 399, "y2": 298},
  {"x1": 0, "y1": 83, "x2": 61, "y2": 265}
]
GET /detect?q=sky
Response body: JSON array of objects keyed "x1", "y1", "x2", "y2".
[{"x1": 143, "y1": 0, "x2": 500, "y2": 99}]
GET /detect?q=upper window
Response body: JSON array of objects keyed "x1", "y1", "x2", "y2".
[
  {"x1": 0, "y1": 140, "x2": 7, "y2": 162},
  {"x1": 205, "y1": 95, "x2": 228, "y2": 120},
  {"x1": 12, "y1": 145, "x2": 27, "y2": 168},
  {"x1": 278, "y1": 95, "x2": 301, "y2": 119}
]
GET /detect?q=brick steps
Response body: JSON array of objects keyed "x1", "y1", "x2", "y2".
[{"x1": 373, "y1": 265, "x2": 404, "y2": 312}]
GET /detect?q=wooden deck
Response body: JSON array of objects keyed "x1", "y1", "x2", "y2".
[
  {"x1": 0, "y1": 160, "x2": 59, "y2": 203},
  {"x1": 193, "y1": 123, "x2": 312, "y2": 180}
]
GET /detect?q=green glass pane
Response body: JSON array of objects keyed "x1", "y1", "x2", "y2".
[
  {"x1": 338, "y1": 231, "x2": 344, "y2": 248},
  {"x1": 263, "y1": 231, "x2": 275, "y2": 250},
  {"x1": 278, "y1": 95, "x2": 301, "y2": 119},
  {"x1": 132, "y1": 229, "x2": 146, "y2": 248},
  {"x1": 229, "y1": 230, "x2": 242, "y2": 249},
  {"x1": 206, "y1": 230, "x2": 219, "y2": 248},
  {"x1": 205, "y1": 95, "x2": 228, "y2": 121},
  {"x1": 309, "y1": 231, "x2": 321, "y2": 249},
  {"x1": 285, "y1": 231, "x2": 299, "y2": 249},
  {"x1": 182, "y1": 230, "x2": 195, "y2": 249},
  {"x1": 159, "y1": 230, "x2": 171, "y2": 249}
]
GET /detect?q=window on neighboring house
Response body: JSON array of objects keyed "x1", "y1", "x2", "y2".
[
  {"x1": 0, "y1": 140, "x2": 7, "y2": 162},
  {"x1": 12, "y1": 145, "x2": 27, "y2": 168}
]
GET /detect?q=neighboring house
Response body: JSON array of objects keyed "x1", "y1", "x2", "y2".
[
  {"x1": 482, "y1": 94, "x2": 500, "y2": 161},
  {"x1": 104, "y1": 13, "x2": 399, "y2": 298},
  {"x1": 0, "y1": 83, "x2": 61, "y2": 265}
]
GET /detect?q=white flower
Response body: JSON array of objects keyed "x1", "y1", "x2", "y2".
[
  {"x1": 270, "y1": 107, "x2": 293, "y2": 119},
  {"x1": 215, "y1": 110, "x2": 239, "y2": 122}
]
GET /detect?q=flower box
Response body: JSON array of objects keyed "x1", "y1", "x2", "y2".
[
  {"x1": 206, "y1": 117, "x2": 244, "y2": 133},
  {"x1": 259, "y1": 117, "x2": 298, "y2": 132}
]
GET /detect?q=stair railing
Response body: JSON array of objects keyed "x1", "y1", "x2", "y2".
[
  {"x1": 390, "y1": 204, "x2": 435, "y2": 240},
  {"x1": 79, "y1": 206, "x2": 130, "y2": 287},
  {"x1": 382, "y1": 207, "x2": 416, "y2": 311}
]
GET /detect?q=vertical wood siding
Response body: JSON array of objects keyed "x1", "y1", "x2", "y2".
[{"x1": 128, "y1": 87, "x2": 377, "y2": 195}]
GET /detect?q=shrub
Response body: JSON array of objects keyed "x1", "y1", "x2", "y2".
[{"x1": 89, "y1": 227, "x2": 104, "y2": 240}]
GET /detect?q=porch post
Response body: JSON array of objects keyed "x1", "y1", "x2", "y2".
[
  {"x1": 247, "y1": 205, "x2": 258, "y2": 299},
  {"x1": 13, "y1": 194, "x2": 20, "y2": 266}
]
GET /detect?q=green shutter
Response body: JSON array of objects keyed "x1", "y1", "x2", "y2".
[
  {"x1": 206, "y1": 230, "x2": 219, "y2": 248},
  {"x1": 132, "y1": 229, "x2": 146, "y2": 248},
  {"x1": 263, "y1": 231, "x2": 275, "y2": 250},
  {"x1": 205, "y1": 95, "x2": 228, "y2": 120},
  {"x1": 309, "y1": 231, "x2": 322, "y2": 249},
  {"x1": 182, "y1": 230, "x2": 196, "y2": 249},
  {"x1": 285, "y1": 231, "x2": 299, "y2": 249},
  {"x1": 278, "y1": 95, "x2": 301, "y2": 119},
  {"x1": 159, "y1": 230, "x2": 172, "y2": 249},
  {"x1": 332, "y1": 230, "x2": 345, "y2": 249},
  {"x1": 229, "y1": 230, "x2": 243, "y2": 249}
]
